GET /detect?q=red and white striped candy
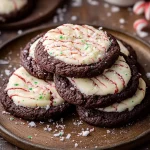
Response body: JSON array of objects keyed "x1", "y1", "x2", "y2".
[
  {"x1": 133, "y1": 19, "x2": 148, "y2": 31},
  {"x1": 145, "y1": 2, "x2": 150, "y2": 20},
  {"x1": 133, "y1": 1, "x2": 145, "y2": 15}
]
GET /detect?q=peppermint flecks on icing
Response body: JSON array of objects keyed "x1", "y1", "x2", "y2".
[
  {"x1": 0, "y1": 0, "x2": 27, "y2": 14},
  {"x1": 68, "y1": 56, "x2": 131, "y2": 96},
  {"x1": 117, "y1": 40, "x2": 129, "y2": 56},
  {"x1": 98, "y1": 78, "x2": 146, "y2": 112},
  {"x1": 5, "y1": 67, "x2": 64, "y2": 108},
  {"x1": 29, "y1": 38, "x2": 41, "y2": 59},
  {"x1": 42, "y1": 24, "x2": 111, "y2": 65}
]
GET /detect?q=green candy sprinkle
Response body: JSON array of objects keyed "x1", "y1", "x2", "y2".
[
  {"x1": 39, "y1": 95, "x2": 43, "y2": 99},
  {"x1": 85, "y1": 44, "x2": 89, "y2": 50},
  {"x1": 10, "y1": 117, "x2": 14, "y2": 121},
  {"x1": 81, "y1": 40, "x2": 85, "y2": 43},
  {"x1": 34, "y1": 81, "x2": 38, "y2": 84},
  {"x1": 29, "y1": 88, "x2": 32, "y2": 90},
  {"x1": 14, "y1": 83, "x2": 19, "y2": 86},
  {"x1": 60, "y1": 35, "x2": 63, "y2": 39},
  {"x1": 27, "y1": 135, "x2": 32, "y2": 139}
]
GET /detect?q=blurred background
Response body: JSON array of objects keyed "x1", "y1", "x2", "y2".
[{"x1": 0, "y1": 0, "x2": 150, "y2": 149}]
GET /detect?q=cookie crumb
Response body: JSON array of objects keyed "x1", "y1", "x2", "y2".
[{"x1": 75, "y1": 143, "x2": 78, "y2": 148}]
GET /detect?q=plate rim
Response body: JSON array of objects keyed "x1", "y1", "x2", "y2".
[
  {"x1": 0, "y1": 24, "x2": 150, "y2": 150},
  {"x1": 0, "y1": 0, "x2": 63, "y2": 30}
]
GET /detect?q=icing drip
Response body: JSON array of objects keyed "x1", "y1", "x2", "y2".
[
  {"x1": 42, "y1": 24, "x2": 111, "y2": 65},
  {"x1": 6, "y1": 67, "x2": 64, "y2": 108}
]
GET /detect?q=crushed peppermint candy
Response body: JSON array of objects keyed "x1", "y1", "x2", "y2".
[
  {"x1": 2, "y1": 111, "x2": 10, "y2": 115},
  {"x1": 71, "y1": 15, "x2": 78, "y2": 21},
  {"x1": 87, "y1": 0, "x2": 99, "y2": 5},
  {"x1": 45, "y1": 105, "x2": 50, "y2": 110},
  {"x1": 0, "y1": 60, "x2": 9, "y2": 65},
  {"x1": 111, "y1": 6, "x2": 120, "y2": 13},
  {"x1": 81, "y1": 131, "x2": 90, "y2": 136},
  {"x1": 17, "y1": 30, "x2": 23, "y2": 35},
  {"x1": 66, "y1": 133, "x2": 71, "y2": 139},
  {"x1": 28, "y1": 121, "x2": 36, "y2": 127},
  {"x1": 5, "y1": 69, "x2": 11, "y2": 76},
  {"x1": 89, "y1": 128, "x2": 95, "y2": 132},
  {"x1": 73, "y1": 119, "x2": 83, "y2": 126},
  {"x1": 70, "y1": 87, "x2": 75, "y2": 90},
  {"x1": 54, "y1": 131, "x2": 64, "y2": 137},
  {"x1": 107, "y1": 130, "x2": 111, "y2": 134},
  {"x1": 43, "y1": 125, "x2": 52, "y2": 131},
  {"x1": 60, "y1": 137, "x2": 65, "y2": 141},
  {"x1": 107, "y1": 12, "x2": 111, "y2": 17},
  {"x1": 53, "y1": 16, "x2": 58, "y2": 23},
  {"x1": 104, "y1": 3, "x2": 109, "y2": 8},
  {"x1": 146, "y1": 72, "x2": 150, "y2": 79},
  {"x1": 75, "y1": 143, "x2": 78, "y2": 148},
  {"x1": 119, "y1": 18, "x2": 125, "y2": 24},
  {"x1": 71, "y1": 0, "x2": 82, "y2": 7}
]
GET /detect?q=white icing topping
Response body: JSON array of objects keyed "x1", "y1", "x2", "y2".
[
  {"x1": 6, "y1": 67, "x2": 64, "y2": 108},
  {"x1": 68, "y1": 56, "x2": 131, "y2": 95},
  {"x1": 29, "y1": 38, "x2": 41, "y2": 59},
  {"x1": 117, "y1": 40, "x2": 129, "y2": 56},
  {"x1": 98, "y1": 78, "x2": 146, "y2": 112},
  {"x1": 42, "y1": 24, "x2": 111, "y2": 65},
  {"x1": 0, "y1": 0, "x2": 27, "y2": 14}
]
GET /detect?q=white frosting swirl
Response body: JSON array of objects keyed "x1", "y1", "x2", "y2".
[
  {"x1": 0, "y1": 0, "x2": 27, "y2": 14},
  {"x1": 42, "y1": 24, "x2": 111, "y2": 65},
  {"x1": 6, "y1": 67, "x2": 64, "y2": 108},
  {"x1": 98, "y1": 78, "x2": 146, "y2": 112},
  {"x1": 117, "y1": 40, "x2": 129, "y2": 56},
  {"x1": 29, "y1": 38, "x2": 41, "y2": 59},
  {"x1": 68, "y1": 56, "x2": 131, "y2": 95}
]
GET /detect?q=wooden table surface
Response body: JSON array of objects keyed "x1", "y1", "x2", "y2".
[{"x1": 0, "y1": 0, "x2": 150, "y2": 149}]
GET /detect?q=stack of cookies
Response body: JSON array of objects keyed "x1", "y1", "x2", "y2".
[{"x1": 2, "y1": 24, "x2": 150, "y2": 127}]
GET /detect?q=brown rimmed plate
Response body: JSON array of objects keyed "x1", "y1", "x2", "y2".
[
  {"x1": 0, "y1": 25, "x2": 150, "y2": 150},
  {"x1": 0, "y1": 0, "x2": 63, "y2": 30}
]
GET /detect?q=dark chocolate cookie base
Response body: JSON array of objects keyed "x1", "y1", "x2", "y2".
[
  {"x1": 1, "y1": 83, "x2": 71, "y2": 121},
  {"x1": 54, "y1": 54, "x2": 139, "y2": 108},
  {"x1": 35, "y1": 33, "x2": 120, "y2": 78},
  {"x1": 76, "y1": 88, "x2": 150, "y2": 128},
  {"x1": 21, "y1": 34, "x2": 53, "y2": 81},
  {"x1": 0, "y1": 0, "x2": 34, "y2": 23}
]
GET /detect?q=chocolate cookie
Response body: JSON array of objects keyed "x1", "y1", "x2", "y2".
[
  {"x1": 1, "y1": 67, "x2": 71, "y2": 121},
  {"x1": 54, "y1": 54, "x2": 139, "y2": 108},
  {"x1": 76, "y1": 79, "x2": 150, "y2": 127},
  {"x1": 35, "y1": 24, "x2": 120, "y2": 78},
  {"x1": 21, "y1": 34, "x2": 53, "y2": 81},
  {"x1": 0, "y1": 0, "x2": 34, "y2": 23}
]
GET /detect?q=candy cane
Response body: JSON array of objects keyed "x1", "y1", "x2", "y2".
[
  {"x1": 133, "y1": 1, "x2": 145, "y2": 15},
  {"x1": 145, "y1": 2, "x2": 150, "y2": 20},
  {"x1": 133, "y1": 19, "x2": 148, "y2": 31}
]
